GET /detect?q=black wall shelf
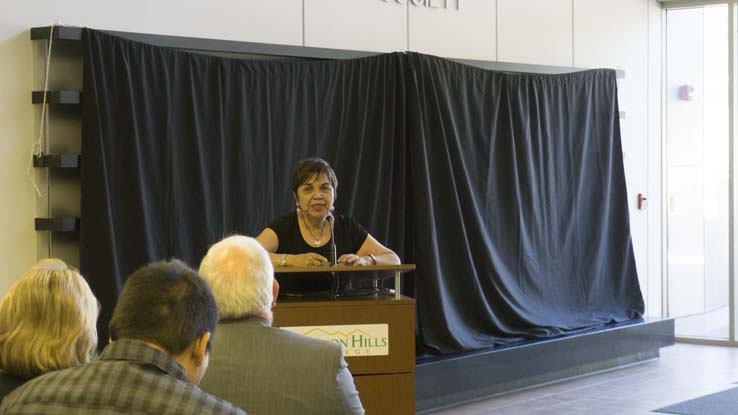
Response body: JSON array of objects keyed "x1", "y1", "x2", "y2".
[
  {"x1": 32, "y1": 90, "x2": 81, "y2": 105},
  {"x1": 30, "y1": 26, "x2": 83, "y2": 41},
  {"x1": 33, "y1": 154, "x2": 81, "y2": 168},
  {"x1": 35, "y1": 218, "x2": 80, "y2": 232}
]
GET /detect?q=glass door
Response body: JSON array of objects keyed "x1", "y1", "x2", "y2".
[{"x1": 666, "y1": 5, "x2": 730, "y2": 340}]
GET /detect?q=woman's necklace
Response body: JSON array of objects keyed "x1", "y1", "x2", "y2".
[{"x1": 303, "y1": 215, "x2": 325, "y2": 246}]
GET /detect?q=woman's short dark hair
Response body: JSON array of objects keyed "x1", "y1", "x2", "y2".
[
  {"x1": 109, "y1": 259, "x2": 218, "y2": 355},
  {"x1": 291, "y1": 157, "x2": 338, "y2": 194}
]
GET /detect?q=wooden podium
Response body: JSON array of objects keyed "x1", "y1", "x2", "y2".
[{"x1": 272, "y1": 265, "x2": 415, "y2": 415}]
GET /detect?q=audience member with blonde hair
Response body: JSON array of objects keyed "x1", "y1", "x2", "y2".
[
  {"x1": 0, "y1": 259, "x2": 245, "y2": 415},
  {"x1": 198, "y1": 235, "x2": 365, "y2": 415},
  {"x1": 0, "y1": 258, "x2": 98, "y2": 398}
]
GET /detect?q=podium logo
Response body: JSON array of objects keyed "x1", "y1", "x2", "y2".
[{"x1": 281, "y1": 324, "x2": 389, "y2": 356}]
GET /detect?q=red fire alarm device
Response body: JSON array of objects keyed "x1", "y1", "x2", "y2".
[{"x1": 638, "y1": 193, "x2": 647, "y2": 210}]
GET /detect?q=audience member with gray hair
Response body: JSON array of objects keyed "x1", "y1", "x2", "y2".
[{"x1": 199, "y1": 235, "x2": 365, "y2": 415}]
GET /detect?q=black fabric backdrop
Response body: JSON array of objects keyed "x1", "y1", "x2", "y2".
[
  {"x1": 81, "y1": 29, "x2": 643, "y2": 354},
  {"x1": 406, "y1": 53, "x2": 643, "y2": 352}
]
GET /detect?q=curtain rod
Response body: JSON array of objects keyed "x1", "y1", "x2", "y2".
[{"x1": 30, "y1": 26, "x2": 625, "y2": 79}]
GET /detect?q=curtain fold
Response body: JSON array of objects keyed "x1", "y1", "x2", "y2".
[{"x1": 81, "y1": 29, "x2": 643, "y2": 354}]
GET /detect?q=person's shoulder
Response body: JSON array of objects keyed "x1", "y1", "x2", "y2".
[
  {"x1": 268, "y1": 212, "x2": 297, "y2": 232},
  {"x1": 15, "y1": 363, "x2": 81, "y2": 388},
  {"x1": 217, "y1": 322, "x2": 340, "y2": 353},
  {"x1": 334, "y1": 213, "x2": 364, "y2": 229},
  {"x1": 0, "y1": 365, "x2": 80, "y2": 408},
  {"x1": 123, "y1": 363, "x2": 245, "y2": 415},
  {"x1": 334, "y1": 214, "x2": 369, "y2": 241},
  {"x1": 190, "y1": 385, "x2": 247, "y2": 415},
  {"x1": 274, "y1": 327, "x2": 343, "y2": 354},
  {"x1": 215, "y1": 318, "x2": 270, "y2": 336},
  {"x1": 334, "y1": 213, "x2": 353, "y2": 223},
  {"x1": 268, "y1": 329, "x2": 345, "y2": 377}
]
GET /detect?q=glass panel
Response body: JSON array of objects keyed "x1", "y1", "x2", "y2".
[{"x1": 666, "y1": 5, "x2": 729, "y2": 340}]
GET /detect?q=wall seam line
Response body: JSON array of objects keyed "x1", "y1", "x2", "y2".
[
  {"x1": 495, "y1": 0, "x2": 499, "y2": 60},
  {"x1": 572, "y1": 0, "x2": 575, "y2": 66},
  {"x1": 302, "y1": 0, "x2": 306, "y2": 46}
]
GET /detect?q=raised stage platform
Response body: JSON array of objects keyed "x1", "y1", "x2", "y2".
[{"x1": 415, "y1": 318, "x2": 674, "y2": 413}]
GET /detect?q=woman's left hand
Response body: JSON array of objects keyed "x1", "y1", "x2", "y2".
[{"x1": 338, "y1": 254, "x2": 370, "y2": 266}]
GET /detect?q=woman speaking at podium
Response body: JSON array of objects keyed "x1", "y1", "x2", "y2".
[{"x1": 256, "y1": 157, "x2": 400, "y2": 293}]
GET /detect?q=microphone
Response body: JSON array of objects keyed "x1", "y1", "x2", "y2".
[
  {"x1": 326, "y1": 215, "x2": 337, "y2": 266},
  {"x1": 326, "y1": 214, "x2": 339, "y2": 298}
]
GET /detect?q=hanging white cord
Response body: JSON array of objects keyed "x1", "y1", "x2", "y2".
[{"x1": 26, "y1": 24, "x2": 55, "y2": 197}]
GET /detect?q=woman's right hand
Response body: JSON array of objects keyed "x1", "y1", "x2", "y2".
[{"x1": 286, "y1": 253, "x2": 329, "y2": 267}]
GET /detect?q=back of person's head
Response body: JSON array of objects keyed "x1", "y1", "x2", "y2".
[
  {"x1": 199, "y1": 235, "x2": 274, "y2": 321},
  {"x1": 0, "y1": 258, "x2": 98, "y2": 379},
  {"x1": 109, "y1": 259, "x2": 218, "y2": 356}
]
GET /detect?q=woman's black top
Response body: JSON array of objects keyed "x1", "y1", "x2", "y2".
[
  {"x1": 267, "y1": 213, "x2": 368, "y2": 293},
  {"x1": 0, "y1": 371, "x2": 26, "y2": 400}
]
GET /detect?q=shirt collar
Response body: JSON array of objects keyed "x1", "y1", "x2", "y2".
[
  {"x1": 220, "y1": 315, "x2": 270, "y2": 327},
  {"x1": 98, "y1": 339, "x2": 189, "y2": 383}
]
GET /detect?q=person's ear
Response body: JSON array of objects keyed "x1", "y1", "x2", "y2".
[
  {"x1": 293, "y1": 192, "x2": 299, "y2": 209},
  {"x1": 191, "y1": 331, "x2": 211, "y2": 367},
  {"x1": 272, "y1": 279, "x2": 280, "y2": 308}
]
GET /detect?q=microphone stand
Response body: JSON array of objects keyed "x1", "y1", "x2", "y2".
[{"x1": 326, "y1": 215, "x2": 339, "y2": 298}]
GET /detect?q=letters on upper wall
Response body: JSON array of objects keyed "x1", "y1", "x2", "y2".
[{"x1": 382, "y1": 0, "x2": 460, "y2": 11}]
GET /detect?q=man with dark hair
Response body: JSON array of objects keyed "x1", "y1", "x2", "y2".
[{"x1": 0, "y1": 259, "x2": 247, "y2": 415}]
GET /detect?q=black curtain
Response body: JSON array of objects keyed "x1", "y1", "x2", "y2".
[
  {"x1": 81, "y1": 29, "x2": 643, "y2": 354},
  {"x1": 81, "y1": 29, "x2": 408, "y2": 343},
  {"x1": 407, "y1": 53, "x2": 643, "y2": 353}
]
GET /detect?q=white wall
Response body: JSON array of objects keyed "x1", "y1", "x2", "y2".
[
  {"x1": 305, "y1": 0, "x2": 406, "y2": 52},
  {"x1": 409, "y1": 0, "x2": 496, "y2": 60},
  {"x1": 0, "y1": 0, "x2": 662, "y2": 316},
  {"x1": 497, "y1": 0, "x2": 573, "y2": 66},
  {"x1": 0, "y1": 27, "x2": 35, "y2": 296}
]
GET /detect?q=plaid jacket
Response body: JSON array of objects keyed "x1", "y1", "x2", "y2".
[{"x1": 0, "y1": 339, "x2": 247, "y2": 415}]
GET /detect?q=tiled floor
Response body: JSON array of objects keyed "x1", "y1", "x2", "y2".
[{"x1": 430, "y1": 343, "x2": 738, "y2": 415}]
